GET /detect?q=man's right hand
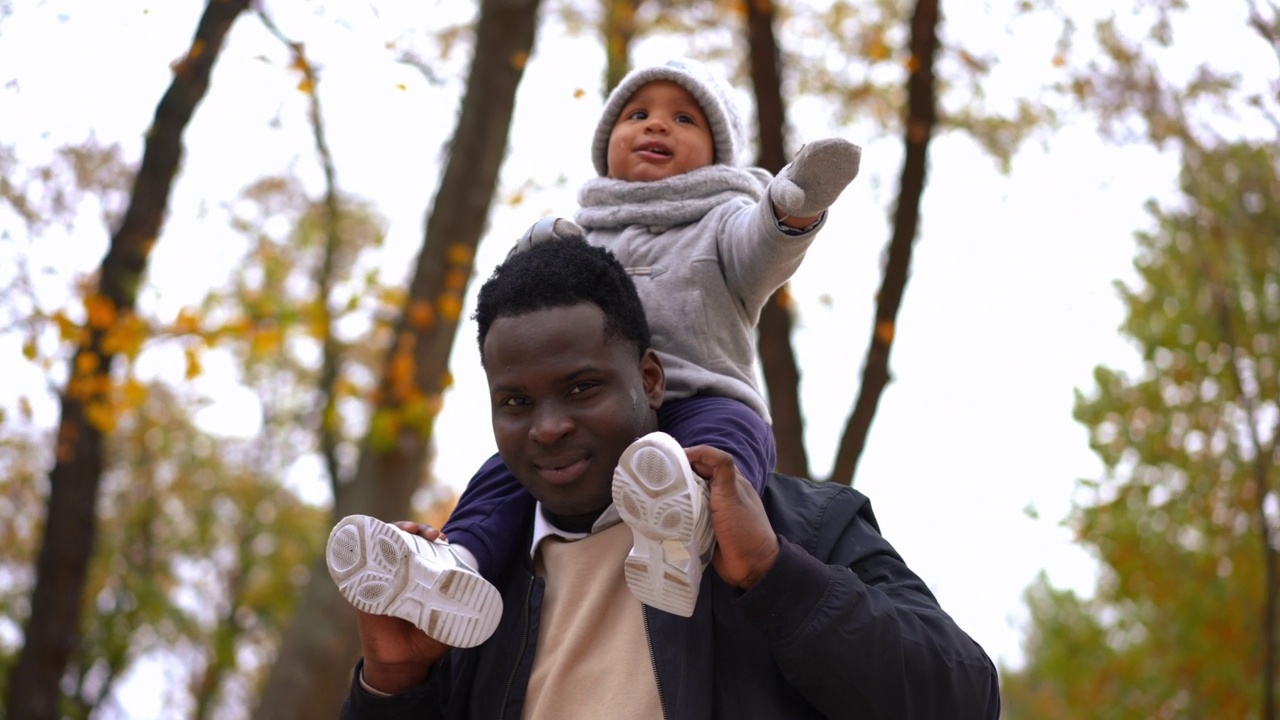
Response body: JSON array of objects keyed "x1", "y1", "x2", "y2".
[{"x1": 354, "y1": 521, "x2": 452, "y2": 694}]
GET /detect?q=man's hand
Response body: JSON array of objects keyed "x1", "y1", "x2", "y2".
[
  {"x1": 686, "y1": 446, "x2": 779, "y2": 590},
  {"x1": 355, "y1": 521, "x2": 451, "y2": 694}
]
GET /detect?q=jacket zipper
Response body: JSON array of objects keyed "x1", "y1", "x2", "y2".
[
  {"x1": 498, "y1": 575, "x2": 536, "y2": 720},
  {"x1": 642, "y1": 609, "x2": 669, "y2": 720}
]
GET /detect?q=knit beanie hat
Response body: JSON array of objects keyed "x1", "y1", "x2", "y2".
[{"x1": 591, "y1": 58, "x2": 745, "y2": 177}]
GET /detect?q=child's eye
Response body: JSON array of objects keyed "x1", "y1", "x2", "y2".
[
  {"x1": 626, "y1": 109, "x2": 649, "y2": 121},
  {"x1": 676, "y1": 114, "x2": 696, "y2": 125}
]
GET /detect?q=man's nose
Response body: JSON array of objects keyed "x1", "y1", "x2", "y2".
[{"x1": 529, "y1": 404, "x2": 573, "y2": 444}]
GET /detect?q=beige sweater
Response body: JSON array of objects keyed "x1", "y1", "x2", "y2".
[{"x1": 524, "y1": 522, "x2": 663, "y2": 719}]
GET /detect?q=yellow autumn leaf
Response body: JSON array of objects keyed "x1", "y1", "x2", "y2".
[
  {"x1": 121, "y1": 377, "x2": 147, "y2": 410},
  {"x1": 101, "y1": 313, "x2": 147, "y2": 359},
  {"x1": 54, "y1": 310, "x2": 78, "y2": 341},
  {"x1": 251, "y1": 326, "x2": 282, "y2": 356},
  {"x1": 866, "y1": 36, "x2": 891, "y2": 61},
  {"x1": 408, "y1": 300, "x2": 435, "y2": 330},
  {"x1": 75, "y1": 352, "x2": 100, "y2": 376},
  {"x1": 445, "y1": 268, "x2": 468, "y2": 291},
  {"x1": 438, "y1": 292, "x2": 462, "y2": 322},
  {"x1": 84, "y1": 400, "x2": 117, "y2": 433},
  {"x1": 875, "y1": 320, "x2": 895, "y2": 344},
  {"x1": 184, "y1": 347, "x2": 203, "y2": 380},
  {"x1": 446, "y1": 243, "x2": 473, "y2": 266},
  {"x1": 174, "y1": 307, "x2": 200, "y2": 335},
  {"x1": 84, "y1": 294, "x2": 117, "y2": 330},
  {"x1": 21, "y1": 338, "x2": 37, "y2": 361}
]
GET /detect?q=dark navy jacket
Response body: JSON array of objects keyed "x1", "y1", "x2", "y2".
[{"x1": 343, "y1": 473, "x2": 1001, "y2": 719}]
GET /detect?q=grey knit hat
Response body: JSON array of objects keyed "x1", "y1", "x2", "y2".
[{"x1": 591, "y1": 58, "x2": 744, "y2": 177}]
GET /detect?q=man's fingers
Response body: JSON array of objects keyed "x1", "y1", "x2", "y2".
[{"x1": 393, "y1": 520, "x2": 444, "y2": 542}]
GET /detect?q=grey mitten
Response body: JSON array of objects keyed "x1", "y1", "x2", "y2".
[
  {"x1": 508, "y1": 217, "x2": 586, "y2": 259},
  {"x1": 770, "y1": 137, "x2": 862, "y2": 219}
]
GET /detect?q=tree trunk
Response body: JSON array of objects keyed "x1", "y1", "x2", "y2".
[
  {"x1": 251, "y1": 1, "x2": 543, "y2": 716},
  {"x1": 4, "y1": 3, "x2": 250, "y2": 718},
  {"x1": 601, "y1": 0, "x2": 642, "y2": 92},
  {"x1": 745, "y1": 0, "x2": 812, "y2": 481},
  {"x1": 829, "y1": 0, "x2": 940, "y2": 486}
]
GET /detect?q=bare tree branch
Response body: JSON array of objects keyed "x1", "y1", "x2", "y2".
[
  {"x1": 830, "y1": 0, "x2": 940, "y2": 486},
  {"x1": 256, "y1": 8, "x2": 346, "y2": 494}
]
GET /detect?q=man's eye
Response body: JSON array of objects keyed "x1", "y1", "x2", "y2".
[
  {"x1": 500, "y1": 396, "x2": 529, "y2": 407},
  {"x1": 568, "y1": 382, "x2": 597, "y2": 395}
]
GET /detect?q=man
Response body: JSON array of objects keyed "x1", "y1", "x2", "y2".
[{"x1": 340, "y1": 237, "x2": 1000, "y2": 718}]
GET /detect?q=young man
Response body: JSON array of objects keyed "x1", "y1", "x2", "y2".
[{"x1": 339, "y1": 237, "x2": 1000, "y2": 719}]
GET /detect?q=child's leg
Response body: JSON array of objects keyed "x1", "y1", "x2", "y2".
[
  {"x1": 656, "y1": 396, "x2": 775, "y2": 496},
  {"x1": 441, "y1": 453, "x2": 537, "y2": 579}
]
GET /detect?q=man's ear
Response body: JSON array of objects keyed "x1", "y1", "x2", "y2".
[{"x1": 640, "y1": 348, "x2": 665, "y2": 409}]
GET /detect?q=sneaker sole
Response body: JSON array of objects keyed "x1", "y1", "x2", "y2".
[
  {"x1": 326, "y1": 515, "x2": 502, "y2": 648},
  {"x1": 612, "y1": 434, "x2": 708, "y2": 617}
]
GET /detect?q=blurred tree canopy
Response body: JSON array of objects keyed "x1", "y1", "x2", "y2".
[{"x1": 1001, "y1": 0, "x2": 1280, "y2": 716}]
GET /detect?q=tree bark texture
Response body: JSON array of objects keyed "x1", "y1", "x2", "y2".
[
  {"x1": 601, "y1": 0, "x2": 642, "y2": 92},
  {"x1": 4, "y1": 3, "x2": 251, "y2": 719},
  {"x1": 746, "y1": 0, "x2": 812, "y2": 481},
  {"x1": 251, "y1": 1, "x2": 543, "y2": 717},
  {"x1": 830, "y1": 0, "x2": 940, "y2": 486}
]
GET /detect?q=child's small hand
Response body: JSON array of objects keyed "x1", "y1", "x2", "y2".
[
  {"x1": 770, "y1": 138, "x2": 862, "y2": 221},
  {"x1": 509, "y1": 217, "x2": 586, "y2": 258}
]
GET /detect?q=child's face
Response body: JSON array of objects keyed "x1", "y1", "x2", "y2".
[{"x1": 606, "y1": 80, "x2": 715, "y2": 182}]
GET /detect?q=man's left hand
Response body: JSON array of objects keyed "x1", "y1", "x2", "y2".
[{"x1": 686, "y1": 445, "x2": 780, "y2": 590}]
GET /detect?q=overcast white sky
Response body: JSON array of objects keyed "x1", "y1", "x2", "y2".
[{"x1": 2, "y1": 1, "x2": 1267, "y2": 716}]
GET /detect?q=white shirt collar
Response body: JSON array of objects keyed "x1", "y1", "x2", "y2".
[{"x1": 529, "y1": 502, "x2": 621, "y2": 560}]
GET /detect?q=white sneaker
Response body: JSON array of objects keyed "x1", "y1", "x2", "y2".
[
  {"x1": 611, "y1": 432, "x2": 715, "y2": 617},
  {"x1": 326, "y1": 515, "x2": 503, "y2": 648}
]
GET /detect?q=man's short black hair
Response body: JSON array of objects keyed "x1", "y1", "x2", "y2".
[{"x1": 474, "y1": 237, "x2": 651, "y2": 364}]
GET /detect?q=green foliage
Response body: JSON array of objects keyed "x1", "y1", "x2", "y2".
[{"x1": 1002, "y1": 141, "x2": 1280, "y2": 717}]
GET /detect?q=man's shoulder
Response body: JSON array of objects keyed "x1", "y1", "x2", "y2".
[{"x1": 762, "y1": 473, "x2": 879, "y2": 552}]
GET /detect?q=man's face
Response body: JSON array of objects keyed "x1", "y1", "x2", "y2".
[
  {"x1": 606, "y1": 80, "x2": 715, "y2": 182},
  {"x1": 483, "y1": 302, "x2": 663, "y2": 532}
]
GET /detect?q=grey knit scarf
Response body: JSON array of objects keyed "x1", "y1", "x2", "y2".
[{"x1": 575, "y1": 165, "x2": 773, "y2": 230}]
